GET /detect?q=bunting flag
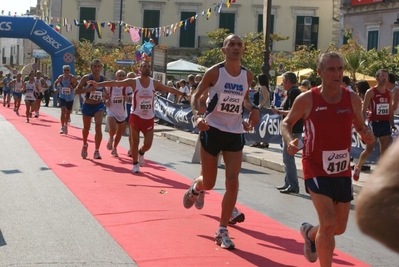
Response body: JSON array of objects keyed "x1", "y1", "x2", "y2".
[
  {"x1": 206, "y1": 8, "x2": 211, "y2": 20},
  {"x1": 94, "y1": 22, "x2": 102, "y2": 38},
  {"x1": 91, "y1": 23, "x2": 96, "y2": 30},
  {"x1": 74, "y1": 19, "x2": 79, "y2": 26},
  {"x1": 227, "y1": 0, "x2": 231, "y2": 8},
  {"x1": 55, "y1": 24, "x2": 61, "y2": 33},
  {"x1": 190, "y1": 16, "x2": 195, "y2": 23},
  {"x1": 218, "y1": 2, "x2": 223, "y2": 13},
  {"x1": 184, "y1": 19, "x2": 188, "y2": 30},
  {"x1": 63, "y1": 18, "x2": 68, "y2": 26},
  {"x1": 108, "y1": 22, "x2": 116, "y2": 33}
]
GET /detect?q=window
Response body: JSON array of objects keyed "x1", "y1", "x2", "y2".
[
  {"x1": 143, "y1": 10, "x2": 160, "y2": 45},
  {"x1": 219, "y1": 13, "x2": 235, "y2": 34},
  {"x1": 295, "y1": 16, "x2": 319, "y2": 49},
  {"x1": 393, "y1": 31, "x2": 399, "y2": 54},
  {"x1": 79, "y1": 7, "x2": 95, "y2": 42},
  {"x1": 179, "y1": 12, "x2": 196, "y2": 48},
  {"x1": 367, "y1": 30, "x2": 378, "y2": 50}
]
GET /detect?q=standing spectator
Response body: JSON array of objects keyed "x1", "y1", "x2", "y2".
[
  {"x1": 299, "y1": 79, "x2": 310, "y2": 93},
  {"x1": 182, "y1": 34, "x2": 260, "y2": 249},
  {"x1": 273, "y1": 82, "x2": 284, "y2": 107},
  {"x1": 166, "y1": 81, "x2": 176, "y2": 102},
  {"x1": 281, "y1": 51, "x2": 374, "y2": 266},
  {"x1": 176, "y1": 79, "x2": 190, "y2": 104},
  {"x1": 387, "y1": 73, "x2": 399, "y2": 115},
  {"x1": 251, "y1": 77, "x2": 270, "y2": 148},
  {"x1": 271, "y1": 72, "x2": 302, "y2": 194},
  {"x1": 43, "y1": 76, "x2": 52, "y2": 107},
  {"x1": 342, "y1": 76, "x2": 353, "y2": 91},
  {"x1": 354, "y1": 80, "x2": 370, "y2": 100},
  {"x1": 248, "y1": 80, "x2": 257, "y2": 103},
  {"x1": 353, "y1": 69, "x2": 394, "y2": 181}
]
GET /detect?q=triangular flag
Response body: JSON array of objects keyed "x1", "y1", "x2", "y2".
[
  {"x1": 206, "y1": 8, "x2": 211, "y2": 19},
  {"x1": 91, "y1": 23, "x2": 96, "y2": 30},
  {"x1": 108, "y1": 22, "x2": 115, "y2": 33},
  {"x1": 184, "y1": 19, "x2": 188, "y2": 30},
  {"x1": 74, "y1": 19, "x2": 79, "y2": 26},
  {"x1": 227, "y1": 0, "x2": 231, "y2": 8},
  {"x1": 55, "y1": 24, "x2": 61, "y2": 33},
  {"x1": 63, "y1": 18, "x2": 68, "y2": 26},
  {"x1": 94, "y1": 22, "x2": 102, "y2": 38},
  {"x1": 179, "y1": 21, "x2": 183, "y2": 27},
  {"x1": 190, "y1": 16, "x2": 195, "y2": 23},
  {"x1": 218, "y1": 2, "x2": 223, "y2": 13}
]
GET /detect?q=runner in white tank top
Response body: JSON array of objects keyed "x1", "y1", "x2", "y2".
[
  {"x1": 86, "y1": 61, "x2": 185, "y2": 173},
  {"x1": 9, "y1": 73, "x2": 24, "y2": 115},
  {"x1": 22, "y1": 72, "x2": 40, "y2": 123},
  {"x1": 104, "y1": 70, "x2": 133, "y2": 157}
]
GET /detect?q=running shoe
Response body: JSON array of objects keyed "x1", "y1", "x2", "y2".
[
  {"x1": 300, "y1": 222, "x2": 317, "y2": 263},
  {"x1": 81, "y1": 144, "x2": 88, "y2": 159},
  {"x1": 64, "y1": 124, "x2": 68, "y2": 135},
  {"x1": 138, "y1": 153, "x2": 145, "y2": 167},
  {"x1": 106, "y1": 138, "x2": 113, "y2": 150},
  {"x1": 132, "y1": 163, "x2": 140, "y2": 173},
  {"x1": 111, "y1": 148, "x2": 118, "y2": 157},
  {"x1": 34, "y1": 112, "x2": 39, "y2": 118},
  {"x1": 195, "y1": 190, "x2": 205, "y2": 209},
  {"x1": 93, "y1": 150, "x2": 102, "y2": 159},
  {"x1": 7, "y1": 103, "x2": 10, "y2": 108},
  {"x1": 16, "y1": 110, "x2": 19, "y2": 116},
  {"x1": 229, "y1": 207, "x2": 245, "y2": 225},
  {"x1": 60, "y1": 126, "x2": 64, "y2": 134},
  {"x1": 353, "y1": 165, "x2": 361, "y2": 181},
  {"x1": 183, "y1": 179, "x2": 199, "y2": 209},
  {"x1": 215, "y1": 229, "x2": 235, "y2": 249},
  {"x1": 26, "y1": 118, "x2": 29, "y2": 123}
]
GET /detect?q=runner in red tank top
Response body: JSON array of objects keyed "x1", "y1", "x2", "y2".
[
  {"x1": 281, "y1": 51, "x2": 375, "y2": 267},
  {"x1": 354, "y1": 69, "x2": 395, "y2": 181}
]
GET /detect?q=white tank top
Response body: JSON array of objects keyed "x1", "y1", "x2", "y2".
[
  {"x1": 131, "y1": 78, "x2": 155, "y2": 119},
  {"x1": 106, "y1": 86, "x2": 133, "y2": 121},
  {"x1": 14, "y1": 80, "x2": 24, "y2": 93},
  {"x1": 205, "y1": 64, "x2": 248, "y2": 133},
  {"x1": 25, "y1": 81, "x2": 36, "y2": 101}
]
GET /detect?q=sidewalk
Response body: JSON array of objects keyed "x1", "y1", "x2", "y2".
[{"x1": 153, "y1": 122, "x2": 374, "y2": 194}]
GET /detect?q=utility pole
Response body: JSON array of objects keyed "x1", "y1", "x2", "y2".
[
  {"x1": 260, "y1": 0, "x2": 272, "y2": 85},
  {"x1": 118, "y1": 0, "x2": 124, "y2": 42}
]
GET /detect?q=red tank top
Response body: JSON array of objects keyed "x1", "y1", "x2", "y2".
[
  {"x1": 302, "y1": 87, "x2": 354, "y2": 179},
  {"x1": 368, "y1": 87, "x2": 391, "y2": 121}
]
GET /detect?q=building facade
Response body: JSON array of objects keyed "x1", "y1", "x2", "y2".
[
  {"x1": 47, "y1": 0, "x2": 340, "y2": 53},
  {"x1": 341, "y1": 0, "x2": 399, "y2": 53}
]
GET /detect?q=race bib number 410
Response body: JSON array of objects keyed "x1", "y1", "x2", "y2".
[{"x1": 322, "y1": 149, "x2": 350, "y2": 175}]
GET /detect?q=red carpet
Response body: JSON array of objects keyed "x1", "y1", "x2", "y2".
[{"x1": 0, "y1": 101, "x2": 371, "y2": 267}]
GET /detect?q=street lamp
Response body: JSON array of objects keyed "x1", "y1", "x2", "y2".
[{"x1": 259, "y1": 0, "x2": 272, "y2": 87}]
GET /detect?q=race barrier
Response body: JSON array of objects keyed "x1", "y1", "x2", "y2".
[{"x1": 154, "y1": 96, "x2": 399, "y2": 163}]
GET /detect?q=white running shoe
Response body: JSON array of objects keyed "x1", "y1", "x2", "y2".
[
  {"x1": 138, "y1": 153, "x2": 145, "y2": 167},
  {"x1": 81, "y1": 144, "x2": 88, "y2": 159},
  {"x1": 111, "y1": 148, "x2": 118, "y2": 157},
  {"x1": 300, "y1": 222, "x2": 318, "y2": 263},
  {"x1": 215, "y1": 229, "x2": 235, "y2": 249},
  {"x1": 183, "y1": 180, "x2": 199, "y2": 209},
  {"x1": 229, "y1": 207, "x2": 245, "y2": 225},
  {"x1": 93, "y1": 150, "x2": 102, "y2": 159},
  {"x1": 132, "y1": 164, "x2": 140, "y2": 173},
  {"x1": 106, "y1": 138, "x2": 113, "y2": 150},
  {"x1": 195, "y1": 190, "x2": 205, "y2": 209},
  {"x1": 34, "y1": 112, "x2": 39, "y2": 118},
  {"x1": 60, "y1": 126, "x2": 64, "y2": 134}
]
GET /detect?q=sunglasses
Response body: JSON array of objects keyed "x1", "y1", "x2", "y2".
[{"x1": 64, "y1": 69, "x2": 70, "y2": 72}]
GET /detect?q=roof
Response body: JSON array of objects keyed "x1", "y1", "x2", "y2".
[{"x1": 167, "y1": 59, "x2": 207, "y2": 75}]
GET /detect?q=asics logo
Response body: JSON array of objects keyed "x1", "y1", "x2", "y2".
[
  {"x1": 328, "y1": 153, "x2": 347, "y2": 161},
  {"x1": 315, "y1": 106, "x2": 327, "y2": 111},
  {"x1": 34, "y1": 29, "x2": 47, "y2": 36},
  {"x1": 223, "y1": 96, "x2": 240, "y2": 103}
]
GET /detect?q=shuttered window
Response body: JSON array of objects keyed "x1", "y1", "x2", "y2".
[
  {"x1": 295, "y1": 16, "x2": 319, "y2": 49},
  {"x1": 367, "y1": 30, "x2": 378, "y2": 50},
  {"x1": 143, "y1": 10, "x2": 160, "y2": 45},
  {"x1": 179, "y1": 12, "x2": 196, "y2": 48},
  {"x1": 79, "y1": 7, "x2": 95, "y2": 42},
  {"x1": 219, "y1": 13, "x2": 235, "y2": 34},
  {"x1": 393, "y1": 31, "x2": 399, "y2": 54}
]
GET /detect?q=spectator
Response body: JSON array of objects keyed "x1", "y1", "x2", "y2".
[
  {"x1": 248, "y1": 80, "x2": 257, "y2": 103},
  {"x1": 176, "y1": 79, "x2": 190, "y2": 104},
  {"x1": 273, "y1": 83, "x2": 284, "y2": 107},
  {"x1": 166, "y1": 81, "x2": 176, "y2": 102},
  {"x1": 387, "y1": 73, "x2": 399, "y2": 115},
  {"x1": 299, "y1": 79, "x2": 310, "y2": 93},
  {"x1": 342, "y1": 76, "x2": 353, "y2": 91},
  {"x1": 354, "y1": 80, "x2": 370, "y2": 100}
]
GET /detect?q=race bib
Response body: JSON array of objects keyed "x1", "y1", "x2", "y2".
[
  {"x1": 61, "y1": 87, "x2": 71, "y2": 95},
  {"x1": 112, "y1": 96, "x2": 123, "y2": 104},
  {"x1": 89, "y1": 91, "x2": 102, "y2": 101},
  {"x1": 322, "y1": 149, "x2": 350, "y2": 175},
  {"x1": 25, "y1": 92, "x2": 35, "y2": 100},
  {"x1": 376, "y1": 103, "x2": 389, "y2": 115},
  {"x1": 138, "y1": 96, "x2": 152, "y2": 114},
  {"x1": 216, "y1": 93, "x2": 243, "y2": 114}
]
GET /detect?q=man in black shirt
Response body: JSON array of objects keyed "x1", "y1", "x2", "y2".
[{"x1": 271, "y1": 72, "x2": 303, "y2": 194}]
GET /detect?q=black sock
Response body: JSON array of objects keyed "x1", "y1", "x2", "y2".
[{"x1": 139, "y1": 149, "x2": 144, "y2": 156}]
